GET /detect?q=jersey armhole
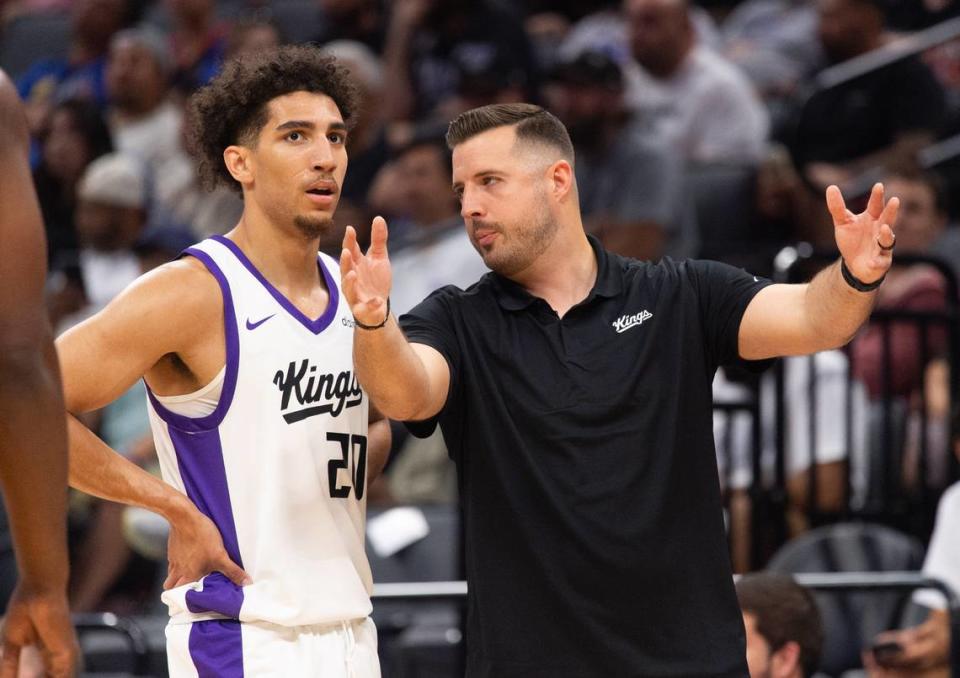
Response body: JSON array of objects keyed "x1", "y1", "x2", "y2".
[{"x1": 144, "y1": 248, "x2": 240, "y2": 432}]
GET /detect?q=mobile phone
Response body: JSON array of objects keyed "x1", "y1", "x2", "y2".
[{"x1": 872, "y1": 640, "x2": 904, "y2": 665}]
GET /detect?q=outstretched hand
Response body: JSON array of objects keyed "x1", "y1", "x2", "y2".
[
  {"x1": 827, "y1": 182, "x2": 899, "y2": 285},
  {"x1": 341, "y1": 216, "x2": 392, "y2": 327}
]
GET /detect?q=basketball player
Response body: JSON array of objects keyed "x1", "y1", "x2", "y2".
[
  {"x1": 0, "y1": 71, "x2": 78, "y2": 678},
  {"x1": 56, "y1": 47, "x2": 387, "y2": 676},
  {"x1": 341, "y1": 103, "x2": 899, "y2": 676}
]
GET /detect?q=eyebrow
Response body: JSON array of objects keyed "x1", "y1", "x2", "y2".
[
  {"x1": 452, "y1": 169, "x2": 502, "y2": 191},
  {"x1": 274, "y1": 120, "x2": 348, "y2": 133}
]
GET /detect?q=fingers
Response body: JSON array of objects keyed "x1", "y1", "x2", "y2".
[
  {"x1": 0, "y1": 642, "x2": 20, "y2": 678},
  {"x1": 866, "y1": 182, "x2": 885, "y2": 219},
  {"x1": 877, "y1": 223, "x2": 896, "y2": 254},
  {"x1": 825, "y1": 185, "x2": 850, "y2": 224},
  {"x1": 219, "y1": 559, "x2": 252, "y2": 587},
  {"x1": 342, "y1": 224, "x2": 356, "y2": 253},
  {"x1": 341, "y1": 266, "x2": 359, "y2": 307},
  {"x1": 878, "y1": 195, "x2": 900, "y2": 231},
  {"x1": 368, "y1": 216, "x2": 389, "y2": 257},
  {"x1": 340, "y1": 246, "x2": 354, "y2": 285},
  {"x1": 163, "y1": 570, "x2": 176, "y2": 590}
]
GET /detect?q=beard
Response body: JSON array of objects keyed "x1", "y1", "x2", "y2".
[
  {"x1": 293, "y1": 214, "x2": 334, "y2": 239},
  {"x1": 472, "y1": 208, "x2": 558, "y2": 278}
]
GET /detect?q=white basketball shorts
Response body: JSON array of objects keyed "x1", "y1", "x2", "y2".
[{"x1": 165, "y1": 617, "x2": 380, "y2": 677}]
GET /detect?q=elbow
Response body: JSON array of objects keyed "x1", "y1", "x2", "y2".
[{"x1": 373, "y1": 397, "x2": 428, "y2": 423}]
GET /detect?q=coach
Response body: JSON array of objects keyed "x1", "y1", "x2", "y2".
[{"x1": 341, "y1": 103, "x2": 898, "y2": 677}]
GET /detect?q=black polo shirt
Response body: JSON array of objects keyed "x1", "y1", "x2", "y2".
[{"x1": 399, "y1": 238, "x2": 771, "y2": 678}]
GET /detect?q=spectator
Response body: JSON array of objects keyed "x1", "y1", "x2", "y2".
[
  {"x1": 714, "y1": 353, "x2": 870, "y2": 570},
  {"x1": 863, "y1": 480, "x2": 959, "y2": 676},
  {"x1": 720, "y1": 0, "x2": 823, "y2": 134},
  {"x1": 851, "y1": 168, "x2": 950, "y2": 401},
  {"x1": 368, "y1": 131, "x2": 483, "y2": 505},
  {"x1": 545, "y1": 50, "x2": 695, "y2": 260},
  {"x1": 434, "y1": 42, "x2": 532, "y2": 122},
  {"x1": 792, "y1": 0, "x2": 946, "y2": 192},
  {"x1": 165, "y1": 0, "x2": 226, "y2": 95},
  {"x1": 58, "y1": 153, "x2": 155, "y2": 614},
  {"x1": 313, "y1": 0, "x2": 385, "y2": 53},
  {"x1": 16, "y1": 0, "x2": 131, "y2": 112},
  {"x1": 320, "y1": 41, "x2": 391, "y2": 218},
  {"x1": 373, "y1": 131, "x2": 486, "y2": 314},
  {"x1": 64, "y1": 152, "x2": 148, "y2": 322},
  {"x1": 381, "y1": 0, "x2": 537, "y2": 121},
  {"x1": 737, "y1": 572, "x2": 826, "y2": 678},
  {"x1": 623, "y1": 0, "x2": 770, "y2": 164},
  {"x1": 225, "y1": 14, "x2": 282, "y2": 62},
  {"x1": 33, "y1": 97, "x2": 113, "y2": 270},
  {"x1": 105, "y1": 27, "x2": 186, "y2": 225}
]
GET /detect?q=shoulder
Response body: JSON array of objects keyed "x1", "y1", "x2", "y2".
[{"x1": 107, "y1": 256, "x2": 224, "y2": 325}]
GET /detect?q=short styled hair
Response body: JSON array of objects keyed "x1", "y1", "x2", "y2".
[
  {"x1": 445, "y1": 103, "x2": 575, "y2": 162},
  {"x1": 188, "y1": 45, "x2": 358, "y2": 192},
  {"x1": 736, "y1": 573, "x2": 824, "y2": 678}
]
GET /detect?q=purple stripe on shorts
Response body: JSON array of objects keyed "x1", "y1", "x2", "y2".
[
  {"x1": 189, "y1": 619, "x2": 243, "y2": 678},
  {"x1": 168, "y1": 426, "x2": 245, "y2": 619},
  {"x1": 211, "y1": 234, "x2": 340, "y2": 335},
  {"x1": 145, "y1": 247, "x2": 240, "y2": 433}
]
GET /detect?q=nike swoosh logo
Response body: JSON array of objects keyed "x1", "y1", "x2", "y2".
[{"x1": 245, "y1": 314, "x2": 275, "y2": 330}]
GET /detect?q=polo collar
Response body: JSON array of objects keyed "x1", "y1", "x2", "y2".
[{"x1": 491, "y1": 235, "x2": 623, "y2": 311}]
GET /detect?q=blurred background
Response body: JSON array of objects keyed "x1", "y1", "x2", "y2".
[{"x1": 2, "y1": 0, "x2": 960, "y2": 675}]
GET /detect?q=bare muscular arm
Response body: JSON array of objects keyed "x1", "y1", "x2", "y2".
[
  {"x1": 0, "y1": 70, "x2": 77, "y2": 678},
  {"x1": 57, "y1": 260, "x2": 249, "y2": 588}
]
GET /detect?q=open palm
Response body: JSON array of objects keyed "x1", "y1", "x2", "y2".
[
  {"x1": 828, "y1": 183, "x2": 899, "y2": 284},
  {"x1": 341, "y1": 217, "x2": 392, "y2": 326}
]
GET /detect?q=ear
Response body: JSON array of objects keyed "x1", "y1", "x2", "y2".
[
  {"x1": 223, "y1": 145, "x2": 253, "y2": 187},
  {"x1": 770, "y1": 640, "x2": 802, "y2": 678},
  {"x1": 548, "y1": 159, "x2": 575, "y2": 203}
]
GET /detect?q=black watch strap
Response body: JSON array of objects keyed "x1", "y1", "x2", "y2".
[{"x1": 840, "y1": 259, "x2": 885, "y2": 292}]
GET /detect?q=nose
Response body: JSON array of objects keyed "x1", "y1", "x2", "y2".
[
  {"x1": 459, "y1": 186, "x2": 485, "y2": 221},
  {"x1": 311, "y1": 138, "x2": 337, "y2": 173}
]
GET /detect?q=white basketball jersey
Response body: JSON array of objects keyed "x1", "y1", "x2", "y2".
[{"x1": 146, "y1": 235, "x2": 372, "y2": 627}]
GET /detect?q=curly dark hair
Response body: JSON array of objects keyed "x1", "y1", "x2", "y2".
[{"x1": 188, "y1": 44, "x2": 358, "y2": 193}]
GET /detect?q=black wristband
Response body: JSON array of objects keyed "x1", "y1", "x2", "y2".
[
  {"x1": 840, "y1": 259, "x2": 885, "y2": 292},
  {"x1": 354, "y1": 297, "x2": 391, "y2": 330}
]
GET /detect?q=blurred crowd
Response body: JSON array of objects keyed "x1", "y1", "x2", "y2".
[{"x1": 2, "y1": 0, "x2": 960, "y2": 655}]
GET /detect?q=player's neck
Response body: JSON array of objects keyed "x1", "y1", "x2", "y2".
[
  {"x1": 513, "y1": 226, "x2": 596, "y2": 319},
  {"x1": 228, "y1": 213, "x2": 323, "y2": 294}
]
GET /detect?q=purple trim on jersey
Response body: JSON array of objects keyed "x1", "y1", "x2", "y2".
[
  {"x1": 145, "y1": 248, "x2": 240, "y2": 433},
  {"x1": 188, "y1": 619, "x2": 244, "y2": 677},
  {"x1": 186, "y1": 572, "x2": 244, "y2": 619},
  {"x1": 167, "y1": 427, "x2": 244, "y2": 571},
  {"x1": 211, "y1": 234, "x2": 340, "y2": 335}
]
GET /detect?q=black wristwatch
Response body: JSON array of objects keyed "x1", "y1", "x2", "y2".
[{"x1": 840, "y1": 259, "x2": 885, "y2": 292}]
